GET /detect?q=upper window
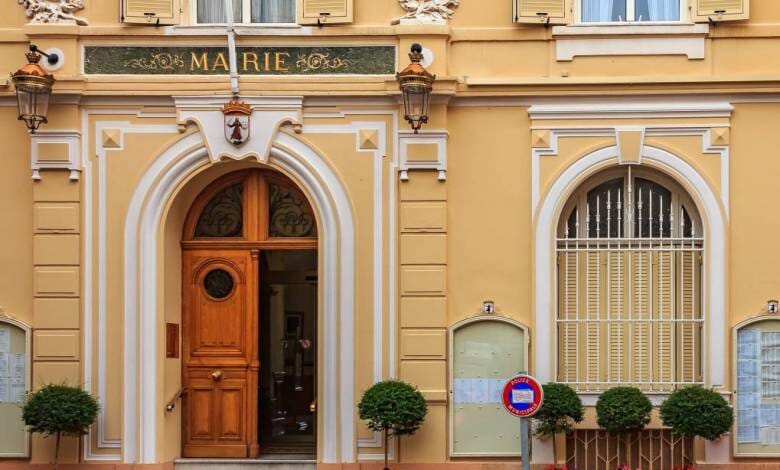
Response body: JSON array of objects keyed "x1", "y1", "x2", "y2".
[
  {"x1": 557, "y1": 167, "x2": 703, "y2": 392},
  {"x1": 196, "y1": 0, "x2": 296, "y2": 24},
  {"x1": 581, "y1": 0, "x2": 682, "y2": 22}
]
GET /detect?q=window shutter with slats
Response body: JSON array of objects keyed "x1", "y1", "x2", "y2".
[
  {"x1": 692, "y1": 0, "x2": 748, "y2": 22},
  {"x1": 123, "y1": 0, "x2": 180, "y2": 25},
  {"x1": 297, "y1": 0, "x2": 352, "y2": 25},
  {"x1": 514, "y1": 0, "x2": 570, "y2": 25}
]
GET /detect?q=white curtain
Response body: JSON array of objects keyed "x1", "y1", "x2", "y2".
[
  {"x1": 197, "y1": 0, "x2": 242, "y2": 23},
  {"x1": 642, "y1": 0, "x2": 679, "y2": 21},
  {"x1": 582, "y1": 0, "x2": 621, "y2": 22},
  {"x1": 252, "y1": 0, "x2": 296, "y2": 23}
]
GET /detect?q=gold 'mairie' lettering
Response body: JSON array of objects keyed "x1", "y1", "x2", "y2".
[
  {"x1": 190, "y1": 51, "x2": 208, "y2": 71},
  {"x1": 275, "y1": 52, "x2": 290, "y2": 72},
  {"x1": 243, "y1": 52, "x2": 260, "y2": 72},
  {"x1": 213, "y1": 52, "x2": 229, "y2": 71}
]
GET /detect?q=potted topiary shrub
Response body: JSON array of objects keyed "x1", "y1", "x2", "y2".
[
  {"x1": 533, "y1": 383, "x2": 584, "y2": 470},
  {"x1": 596, "y1": 386, "x2": 652, "y2": 466},
  {"x1": 358, "y1": 380, "x2": 427, "y2": 470},
  {"x1": 22, "y1": 383, "x2": 99, "y2": 469},
  {"x1": 660, "y1": 385, "x2": 734, "y2": 443}
]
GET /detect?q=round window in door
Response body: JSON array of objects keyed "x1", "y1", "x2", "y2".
[{"x1": 203, "y1": 268, "x2": 235, "y2": 300}]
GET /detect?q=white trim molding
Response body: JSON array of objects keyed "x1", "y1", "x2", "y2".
[
  {"x1": 556, "y1": 36, "x2": 705, "y2": 61},
  {"x1": 123, "y1": 131, "x2": 357, "y2": 464},
  {"x1": 399, "y1": 130, "x2": 448, "y2": 181},
  {"x1": 533, "y1": 144, "x2": 728, "y2": 389},
  {"x1": 30, "y1": 130, "x2": 82, "y2": 181},
  {"x1": 174, "y1": 95, "x2": 303, "y2": 162},
  {"x1": 529, "y1": 125, "x2": 731, "y2": 217},
  {"x1": 528, "y1": 101, "x2": 734, "y2": 120},
  {"x1": 531, "y1": 144, "x2": 728, "y2": 462}
]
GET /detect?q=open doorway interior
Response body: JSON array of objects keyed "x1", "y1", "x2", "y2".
[{"x1": 259, "y1": 249, "x2": 318, "y2": 457}]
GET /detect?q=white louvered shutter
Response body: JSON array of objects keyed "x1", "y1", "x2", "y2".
[
  {"x1": 677, "y1": 251, "x2": 702, "y2": 384},
  {"x1": 654, "y1": 251, "x2": 675, "y2": 390},
  {"x1": 692, "y1": 0, "x2": 748, "y2": 22},
  {"x1": 558, "y1": 252, "x2": 579, "y2": 384},
  {"x1": 514, "y1": 0, "x2": 570, "y2": 25},
  {"x1": 606, "y1": 251, "x2": 626, "y2": 384},
  {"x1": 123, "y1": 0, "x2": 180, "y2": 25},
  {"x1": 584, "y1": 251, "x2": 602, "y2": 390},
  {"x1": 297, "y1": 0, "x2": 352, "y2": 25},
  {"x1": 631, "y1": 251, "x2": 652, "y2": 386}
]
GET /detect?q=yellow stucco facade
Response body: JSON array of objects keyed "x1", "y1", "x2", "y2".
[{"x1": 1, "y1": 0, "x2": 780, "y2": 468}]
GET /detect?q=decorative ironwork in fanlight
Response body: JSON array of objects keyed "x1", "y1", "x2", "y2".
[
  {"x1": 203, "y1": 269, "x2": 235, "y2": 300},
  {"x1": 564, "y1": 173, "x2": 694, "y2": 239},
  {"x1": 195, "y1": 183, "x2": 243, "y2": 238},
  {"x1": 269, "y1": 182, "x2": 316, "y2": 238}
]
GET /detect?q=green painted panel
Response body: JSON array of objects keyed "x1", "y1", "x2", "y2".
[
  {"x1": 84, "y1": 46, "x2": 396, "y2": 75},
  {"x1": 452, "y1": 320, "x2": 525, "y2": 456},
  {"x1": 0, "y1": 323, "x2": 28, "y2": 457}
]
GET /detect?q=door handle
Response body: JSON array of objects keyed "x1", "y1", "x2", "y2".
[
  {"x1": 211, "y1": 369, "x2": 224, "y2": 381},
  {"x1": 310, "y1": 398, "x2": 317, "y2": 413}
]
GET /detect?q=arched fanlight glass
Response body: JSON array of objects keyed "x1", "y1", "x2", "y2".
[
  {"x1": 396, "y1": 43, "x2": 435, "y2": 134},
  {"x1": 11, "y1": 45, "x2": 58, "y2": 133}
]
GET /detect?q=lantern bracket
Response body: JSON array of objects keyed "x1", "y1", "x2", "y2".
[{"x1": 29, "y1": 45, "x2": 59, "y2": 66}]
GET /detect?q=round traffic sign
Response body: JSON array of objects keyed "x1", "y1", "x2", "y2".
[{"x1": 501, "y1": 374, "x2": 544, "y2": 418}]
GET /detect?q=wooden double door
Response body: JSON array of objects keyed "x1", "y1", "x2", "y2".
[{"x1": 180, "y1": 169, "x2": 318, "y2": 458}]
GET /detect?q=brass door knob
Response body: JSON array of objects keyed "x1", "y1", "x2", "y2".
[{"x1": 211, "y1": 370, "x2": 223, "y2": 381}]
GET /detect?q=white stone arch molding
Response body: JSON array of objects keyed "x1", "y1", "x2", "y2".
[
  {"x1": 122, "y1": 131, "x2": 356, "y2": 464},
  {"x1": 533, "y1": 145, "x2": 727, "y2": 391}
]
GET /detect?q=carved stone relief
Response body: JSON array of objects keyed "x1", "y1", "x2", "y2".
[
  {"x1": 396, "y1": 0, "x2": 460, "y2": 24},
  {"x1": 17, "y1": 0, "x2": 88, "y2": 26}
]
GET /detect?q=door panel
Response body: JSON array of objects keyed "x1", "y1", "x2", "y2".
[{"x1": 183, "y1": 250, "x2": 258, "y2": 458}]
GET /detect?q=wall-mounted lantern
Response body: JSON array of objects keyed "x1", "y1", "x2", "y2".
[
  {"x1": 11, "y1": 45, "x2": 59, "y2": 133},
  {"x1": 396, "y1": 43, "x2": 435, "y2": 134}
]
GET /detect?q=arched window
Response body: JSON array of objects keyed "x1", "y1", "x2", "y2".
[{"x1": 556, "y1": 166, "x2": 703, "y2": 392}]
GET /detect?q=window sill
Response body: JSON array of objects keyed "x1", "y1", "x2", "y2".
[
  {"x1": 173, "y1": 24, "x2": 307, "y2": 36},
  {"x1": 553, "y1": 23, "x2": 709, "y2": 61},
  {"x1": 553, "y1": 23, "x2": 709, "y2": 36}
]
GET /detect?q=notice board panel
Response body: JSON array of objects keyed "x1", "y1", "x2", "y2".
[
  {"x1": 0, "y1": 317, "x2": 30, "y2": 458},
  {"x1": 450, "y1": 317, "x2": 527, "y2": 457}
]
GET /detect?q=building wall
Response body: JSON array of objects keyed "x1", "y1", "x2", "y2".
[{"x1": 1, "y1": 0, "x2": 780, "y2": 467}]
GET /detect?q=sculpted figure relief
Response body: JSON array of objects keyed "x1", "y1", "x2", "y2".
[
  {"x1": 17, "y1": 0, "x2": 88, "y2": 26},
  {"x1": 396, "y1": 0, "x2": 460, "y2": 24}
]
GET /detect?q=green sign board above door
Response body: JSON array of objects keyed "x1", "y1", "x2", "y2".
[{"x1": 84, "y1": 46, "x2": 396, "y2": 75}]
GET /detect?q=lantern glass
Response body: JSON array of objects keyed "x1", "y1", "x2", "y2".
[
  {"x1": 401, "y1": 83, "x2": 432, "y2": 132},
  {"x1": 15, "y1": 81, "x2": 51, "y2": 131}
]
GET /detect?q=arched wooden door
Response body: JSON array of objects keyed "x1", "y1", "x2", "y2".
[{"x1": 181, "y1": 169, "x2": 318, "y2": 458}]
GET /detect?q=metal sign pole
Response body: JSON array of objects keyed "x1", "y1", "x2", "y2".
[{"x1": 520, "y1": 417, "x2": 530, "y2": 470}]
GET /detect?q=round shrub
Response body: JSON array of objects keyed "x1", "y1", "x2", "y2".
[
  {"x1": 23, "y1": 383, "x2": 99, "y2": 465},
  {"x1": 359, "y1": 380, "x2": 427, "y2": 436},
  {"x1": 596, "y1": 387, "x2": 652, "y2": 434},
  {"x1": 534, "y1": 383, "x2": 585, "y2": 438},
  {"x1": 359, "y1": 380, "x2": 427, "y2": 469},
  {"x1": 660, "y1": 385, "x2": 734, "y2": 441}
]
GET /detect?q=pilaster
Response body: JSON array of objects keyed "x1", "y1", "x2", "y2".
[
  {"x1": 397, "y1": 171, "x2": 448, "y2": 462},
  {"x1": 30, "y1": 170, "x2": 81, "y2": 463}
]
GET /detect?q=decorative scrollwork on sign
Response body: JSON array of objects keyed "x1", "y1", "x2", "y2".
[
  {"x1": 295, "y1": 53, "x2": 351, "y2": 73},
  {"x1": 17, "y1": 0, "x2": 88, "y2": 25},
  {"x1": 126, "y1": 52, "x2": 185, "y2": 71},
  {"x1": 269, "y1": 182, "x2": 316, "y2": 238},
  {"x1": 396, "y1": 0, "x2": 460, "y2": 23},
  {"x1": 195, "y1": 184, "x2": 243, "y2": 238}
]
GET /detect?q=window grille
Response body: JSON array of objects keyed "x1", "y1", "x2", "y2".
[{"x1": 556, "y1": 167, "x2": 703, "y2": 392}]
